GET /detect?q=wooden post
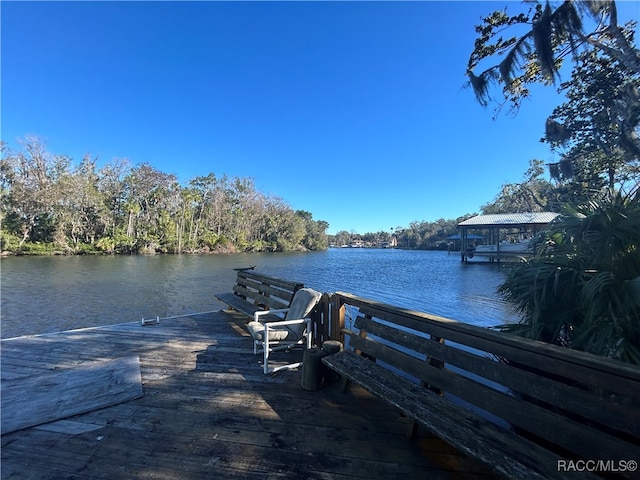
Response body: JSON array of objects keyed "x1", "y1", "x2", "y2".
[
  {"x1": 322, "y1": 340, "x2": 343, "y2": 355},
  {"x1": 330, "y1": 294, "x2": 346, "y2": 344},
  {"x1": 319, "y1": 293, "x2": 331, "y2": 345},
  {"x1": 310, "y1": 304, "x2": 321, "y2": 347},
  {"x1": 309, "y1": 293, "x2": 331, "y2": 347},
  {"x1": 300, "y1": 348, "x2": 328, "y2": 391},
  {"x1": 321, "y1": 340, "x2": 343, "y2": 385}
]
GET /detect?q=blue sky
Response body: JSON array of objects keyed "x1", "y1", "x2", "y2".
[{"x1": 3, "y1": 1, "x2": 638, "y2": 235}]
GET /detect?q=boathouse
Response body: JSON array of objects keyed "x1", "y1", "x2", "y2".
[{"x1": 457, "y1": 212, "x2": 560, "y2": 263}]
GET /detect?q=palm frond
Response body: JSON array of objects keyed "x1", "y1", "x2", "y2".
[{"x1": 499, "y1": 187, "x2": 640, "y2": 364}]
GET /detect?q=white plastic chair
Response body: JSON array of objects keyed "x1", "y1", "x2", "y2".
[{"x1": 246, "y1": 288, "x2": 322, "y2": 374}]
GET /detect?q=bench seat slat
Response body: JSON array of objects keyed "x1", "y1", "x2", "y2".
[{"x1": 322, "y1": 351, "x2": 595, "y2": 480}]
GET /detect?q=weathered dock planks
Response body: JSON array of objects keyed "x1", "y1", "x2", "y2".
[
  {"x1": 1, "y1": 311, "x2": 500, "y2": 479},
  {"x1": 1, "y1": 356, "x2": 143, "y2": 434}
]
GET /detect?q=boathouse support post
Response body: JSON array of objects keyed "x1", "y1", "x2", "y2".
[{"x1": 460, "y1": 228, "x2": 467, "y2": 263}]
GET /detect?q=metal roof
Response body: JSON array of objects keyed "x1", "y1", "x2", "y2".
[{"x1": 458, "y1": 212, "x2": 560, "y2": 227}]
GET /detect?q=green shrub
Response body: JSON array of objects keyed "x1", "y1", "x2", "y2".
[{"x1": 0, "y1": 232, "x2": 22, "y2": 252}]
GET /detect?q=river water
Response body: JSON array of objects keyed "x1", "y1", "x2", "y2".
[{"x1": 0, "y1": 248, "x2": 518, "y2": 339}]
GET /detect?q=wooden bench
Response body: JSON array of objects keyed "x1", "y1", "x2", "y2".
[
  {"x1": 215, "y1": 270, "x2": 304, "y2": 322},
  {"x1": 322, "y1": 292, "x2": 640, "y2": 480}
]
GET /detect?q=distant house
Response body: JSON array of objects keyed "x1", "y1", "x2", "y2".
[{"x1": 379, "y1": 237, "x2": 398, "y2": 249}]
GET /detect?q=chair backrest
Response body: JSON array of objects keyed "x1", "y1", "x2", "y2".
[
  {"x1": 284, "y1": 288, "x2": 322, "y2": 335},
  {"x1": 285, "y1": 288, "x2": 322, "y2": 320}
]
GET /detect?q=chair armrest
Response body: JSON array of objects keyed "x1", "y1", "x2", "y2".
[
  {"x1": 254, "y1": 308, "x2": 290, "y2": 322},
  {"x1": 263, "y1": 317, "x2": 311, "y2": 328}
]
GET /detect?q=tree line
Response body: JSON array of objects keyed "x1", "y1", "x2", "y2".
[
  {"x1": 0, "y1": 137, "x2": 328, "y2": 255},
  {"x1": 329, "y1": 217, "x2": 472, "y2": 251}
]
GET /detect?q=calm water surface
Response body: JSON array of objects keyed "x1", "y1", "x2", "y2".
[{"x1": 0, "y1": 249, "x2": 517, "y2": 338}]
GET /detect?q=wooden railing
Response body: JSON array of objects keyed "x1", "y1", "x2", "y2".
[{"x1": 313, "y1": 291, "x2": 640, "y2": 478}]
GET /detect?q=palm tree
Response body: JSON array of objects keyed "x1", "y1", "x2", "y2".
[{"x1": 498, "y1": 188, "x2": 640, "y2": 364}]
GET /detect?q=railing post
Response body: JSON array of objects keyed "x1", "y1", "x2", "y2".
[
  {"x1": 310, "y1": 292, "x2": 331, "y2": 346},
  {"x1": 329, "y1": 293, "x2": 345, "y2": 344}
]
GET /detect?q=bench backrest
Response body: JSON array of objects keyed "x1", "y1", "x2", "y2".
[
  {"x1": 233, "y1": 271, "x2": 304, "y2": 311},
  {"x1": 335, "y1": 291, "x2": 640, "y2": 465}
]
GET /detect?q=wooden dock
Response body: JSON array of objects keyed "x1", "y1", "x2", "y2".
[{"x1": 1, "y1": 310, "x2": 500, "y2": 479}]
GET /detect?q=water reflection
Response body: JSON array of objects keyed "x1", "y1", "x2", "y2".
[{"x1": 1, "y1": 249, "x2": 517, "y2": 338}]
